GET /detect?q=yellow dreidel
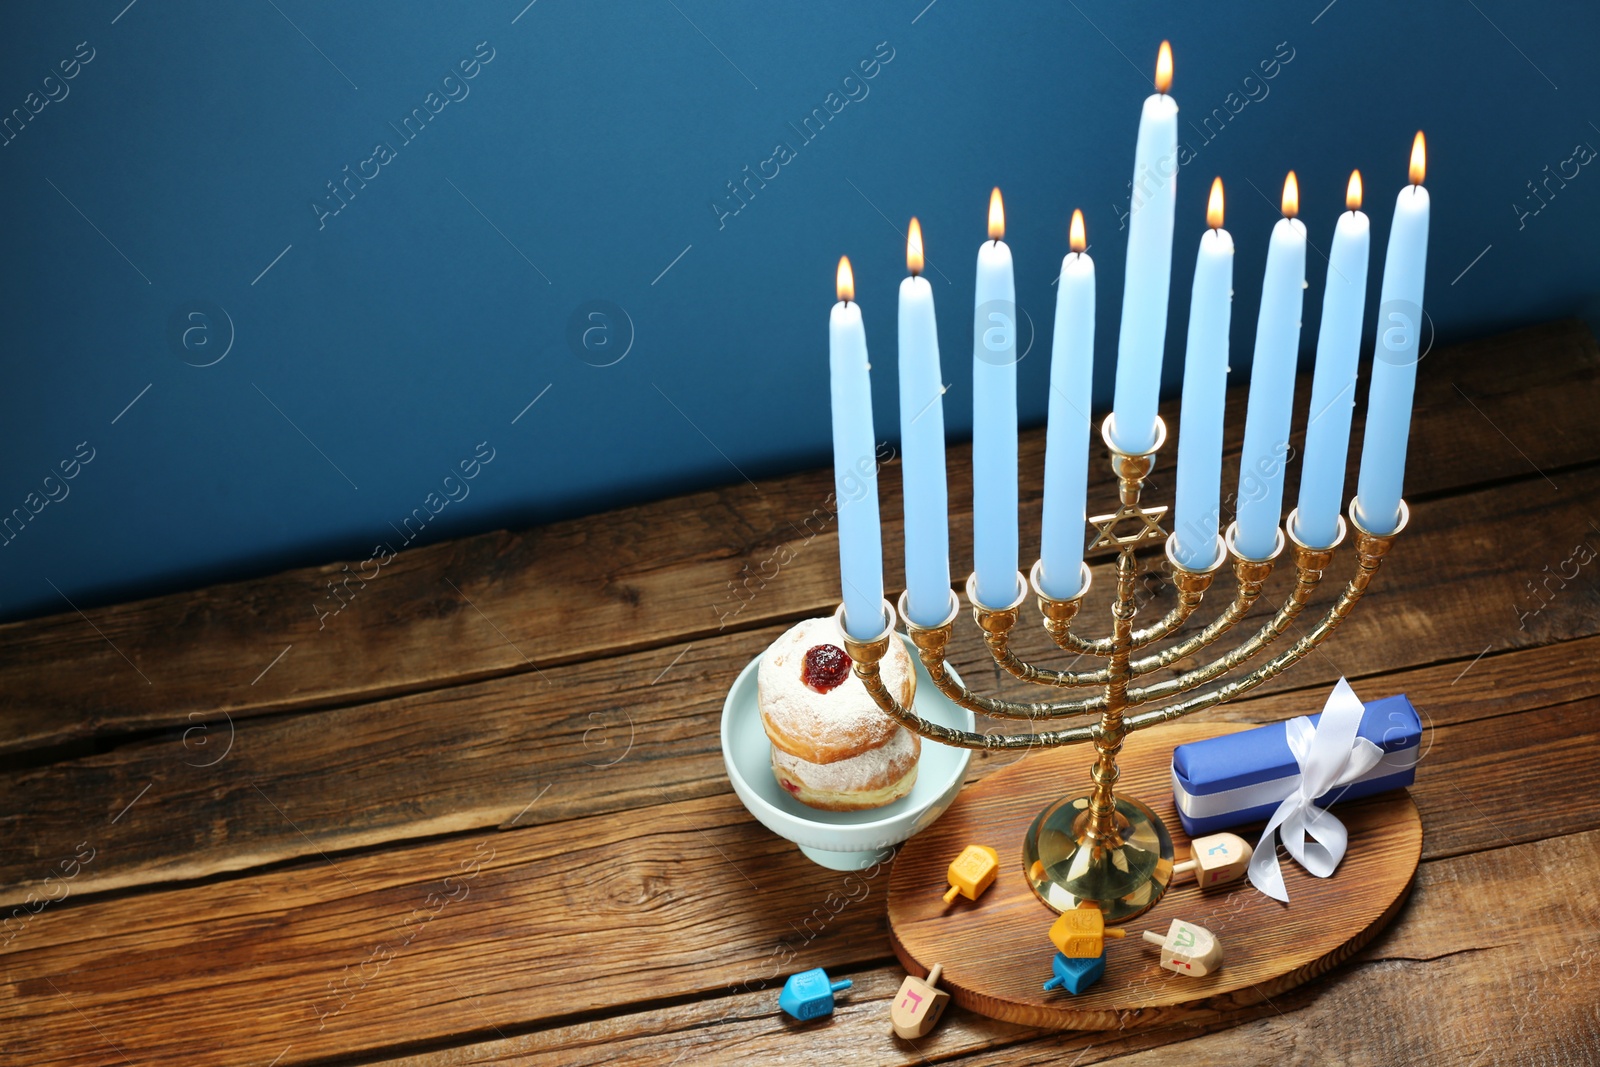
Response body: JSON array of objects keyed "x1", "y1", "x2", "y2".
[
  {"x1": 1048, "y1": 907, "x2": 1127, "y2": 958},
  {"x1": 1142, "y1": 919, "x2": 1224, "y2": 976},
  {"x1": 942, "y1": 845, "x2": 998, "y2": 906},
  {"x1": 889, "y1": 963, "x2": 950, "y2": 1039},
  {"x1": 1171, "y1": 833, "x2": 1252, "y2": 889}
]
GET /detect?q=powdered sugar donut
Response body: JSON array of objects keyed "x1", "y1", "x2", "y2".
[
  {"x1": 771, "y1": 726, "x2": 920, "y2": 811},
  {"x1": 757, "y1": 616, "x2": 916, "y2": 765}
]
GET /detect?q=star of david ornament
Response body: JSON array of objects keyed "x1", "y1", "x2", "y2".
[{"x1": 1086, "y1": 502, "x2": 1169, "y2": 553}]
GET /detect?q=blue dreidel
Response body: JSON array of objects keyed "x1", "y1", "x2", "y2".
[
  {"x1": 1041, "y1": 951, "x2": 1106, "y2": 995},
  {"x1": 779, "y1": 968, "x2": 853, "y2": 1021}
]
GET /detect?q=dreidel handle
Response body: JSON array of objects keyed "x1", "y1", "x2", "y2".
[
  {"x1": 1173, "y1": 858, "x2": 1197, "y2": 876},
  {"x1": 1104, "y1": 927, "x2": 1127, "y2": 939},
  {"x1": 1142, "y1": 930, "x2": 1165, "y2": 947},
  {"x1": 943, "y1": 884, "x2": 960, "y2": 905},
  {"x1": 924, "y1": 964, "x2": 943, "y2": 988},
  {"x1": 830, "y1": 979, "x2": 853, "y2": 993}
]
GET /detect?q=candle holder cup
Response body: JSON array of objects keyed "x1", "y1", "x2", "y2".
[{"x1": 838, "y1": 414, "x2": 1407, "y2": 922}]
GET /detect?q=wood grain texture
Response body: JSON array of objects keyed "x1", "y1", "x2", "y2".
[
  {"x1": 5, "y1": 696, "x2": 1600, "y2": 1067},
  {"x1": 3, "y1": 321, "x2": 1598, "y2": 1067},
  {"x1": 4, "y1": 520, "x2": 1598, "y2": 909},
  {"x1": 942, "y1": 827, "x2": 1600, "y2": 1066},
  {"x1": 887, "y1": 723, "x2": 1422, "y2": 1029},
  {"x1": 6, "y1": 447, "x2": 1599, "y2": 908},
  {"x1": 348, "y1": 829, "x2": 1600, "y2": 1066},
  {"x1": 0, "y1": 321, "x2": 1594, "y2": 756}
]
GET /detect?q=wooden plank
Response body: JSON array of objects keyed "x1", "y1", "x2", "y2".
[
  {"x1": 1, "y1": 321, "x2": 1595, "y2": 755},
  {"x1": 4, "y1": 703, "x2": 1599, "y2": 1067},
  {"x1": 234, "y1": 830, "x2": 1600, "y2": 1066},
  {"x1": 941, "y1": 827, "x2": 1600, "y2": 1066},
  {"x1": 6, "y1": 458, "x2": 1600, "y2": 907}
]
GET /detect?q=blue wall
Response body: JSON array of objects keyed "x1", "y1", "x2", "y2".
[{"x1": 1, "y1": 0, "x2": 1596, "y2": 621}]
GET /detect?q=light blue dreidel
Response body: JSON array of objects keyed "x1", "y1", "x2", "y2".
[
  {"x1": 1041, "y1": 950, "x2": 1106, "y2": 994},
  {"x1": 780, "y1": 968, "x2": 853, "y2": 1021}
]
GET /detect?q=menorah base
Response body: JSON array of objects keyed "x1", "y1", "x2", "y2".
[{"x1": 1022, "y1": 791, "x2": 1175, "y2": 921}]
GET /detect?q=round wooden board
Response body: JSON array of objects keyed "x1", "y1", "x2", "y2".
[{"x1": 887, "y1": 721, "x2": 1422, "y2": 1030}]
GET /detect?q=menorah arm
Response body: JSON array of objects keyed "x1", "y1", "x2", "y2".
[
  {"x1": 1124, "y1": 511, "x2": 1397, "y2": 729},
  {"x1": 1127, "y1": 547, "x2": 1278, "y2": 678},
  {"x1": 1046, "y1": 546, "x2": 1223, "y2": 659},
  {"x1": 937, "y1": 646, "x2": 1109, "y2": 715},
  {"x1": 839, "y1": 605, "x2": 1100, "y2": 749},
  {"x1": 1127, "y1": 528, "x2": 1336, "y2": 706},
  {"x1": 844, "y1": 598, "x2": 1107, "y2": 739},
  {"x1": 990, "y1": 634, "x2": 1114, "y2": 687},
  {"x1": 1047, "y1": 592, "x2": 1198, "y2": 657},
  {"x1": 969, "y1": 571, "x2": 1114, "y2": 687},
  {"x1": 897, "y1": 591, "x2": 1107, "y2": 719}
]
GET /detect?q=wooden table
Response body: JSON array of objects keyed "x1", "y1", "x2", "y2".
[{"x1": 4, "y1": 320, "x2": 1599, "y2": 1066}]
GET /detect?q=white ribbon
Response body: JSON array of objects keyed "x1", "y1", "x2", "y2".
[{"x1": 1247, "y1": 677, "x2": 1385, "y2": 903}]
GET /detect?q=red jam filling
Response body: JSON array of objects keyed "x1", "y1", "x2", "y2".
[{"x1": 800, "y1": 643, "x2": 852, "y2": 693}]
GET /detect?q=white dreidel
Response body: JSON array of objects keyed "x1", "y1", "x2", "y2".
[
  {"x1": 1171, "y1": 833, "x2": 1251, "y2": 890},
  {"x1": 1141, "y1": 919, "x2": 1224, "y2": 977}
]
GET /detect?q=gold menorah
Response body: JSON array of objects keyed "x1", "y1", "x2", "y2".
[{"x1": 838, "y1": 414, "x2": 1408, "y2": 922}]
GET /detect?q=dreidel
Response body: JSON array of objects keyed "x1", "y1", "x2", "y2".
[
  {"x1": 1048, "y1": 906, "x2": 1127, "y2": 958},
  {"x1": 1141, "y1": 919, "x2": 1224, "y2": 977},
  {"x1": 779, "y1": 968, "x2": 853, "y2": 1021},
  {"x1": 1171, "y1": 833, "x2": 1251, "y2": 889},
  {"x1": 942, "y1": 845, "x2": 999, "y2": 905},
  {"x1": 1041, "y1": 950, "x2": 1106, "y2": 994},
  {"x1": 890, "y1": 963, "x2": 950, "y2": 1039}
]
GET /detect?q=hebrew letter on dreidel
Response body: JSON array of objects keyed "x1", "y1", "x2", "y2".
[
  {"x1": 1141, "y1": 920, "x2": 1224, "y2": 977},
  {"x1": 1171, "y1": 833, "x2": 1252, "y2": 889},
  {"x1": 1049, "y1": 906, "x2": 1128, "y2": 958},
  {"x1": 943, "y1": 846, "x2": 999, "y2": 905},
  {"x1": 890, "y1": 963, "x2": 950, "y2": 1039}
]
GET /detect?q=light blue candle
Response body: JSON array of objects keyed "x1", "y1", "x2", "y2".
[
  {"x1": 1356, "y1": 134, "x2": 1430, "y2": 535},
  {"x1": 1234, "y1": 173, "x2": 1307, "y2": 560},
  {"x1": 1172, "y1": 179, "x2": 1234, "y2": 571},
  {"x1": 898, "y1": 219, "x2": 952, "y2": 627},
  {"x1": 1110, "y1": 42, "x2": 1179, "y2": 454},
  {"x1": 972, "y1": 188, "x2": 1018, "y2": 608},
  {"x1": 1040, "y1": 211, "x2": 1095, "y2": 600},
  {"x1": 1295, "y1": 171, "x2": 1371, "y2": 548},
  {"x1": 830, "y1": 256, "x2": 885, "y2": 639}
]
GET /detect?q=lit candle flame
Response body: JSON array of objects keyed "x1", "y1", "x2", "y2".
[
  {"x1": 1346, "y1": 169, "x2": 1363, "y2": 211},
  {"x1": 1410, "y1": 131, "x2": 1426, "y2": 185},
  {"x1": 988, "y1": 187, "x2": 1005, "y2": 241},
  {"x1": 1281, "y1": 171, "x2": 1299, "y2": 218},
  {"x1": 837, "y1": 255, "x2": 854, "y2": 303},
  {"x1": 907, "y1": 218, "x2": 924, "y2": 276},
  {"x1": 1155, "y1": 40, "x2": 1172, "y2": 93},
  {"x1": 1069, "y1": 209, "x2": 1086, "y2": 253},
  {"x1": 1207, "y1": 177, "x2": 1224, "y2": 229}
]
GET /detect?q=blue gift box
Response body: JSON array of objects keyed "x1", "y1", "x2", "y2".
[{"x1": 1171, "y1": 694, "x2": 1421, "y2": 837}]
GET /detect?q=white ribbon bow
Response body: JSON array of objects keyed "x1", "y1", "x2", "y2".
[{"x1": 1247, "y1": 677, "x2": 1385, "y2": 903}]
